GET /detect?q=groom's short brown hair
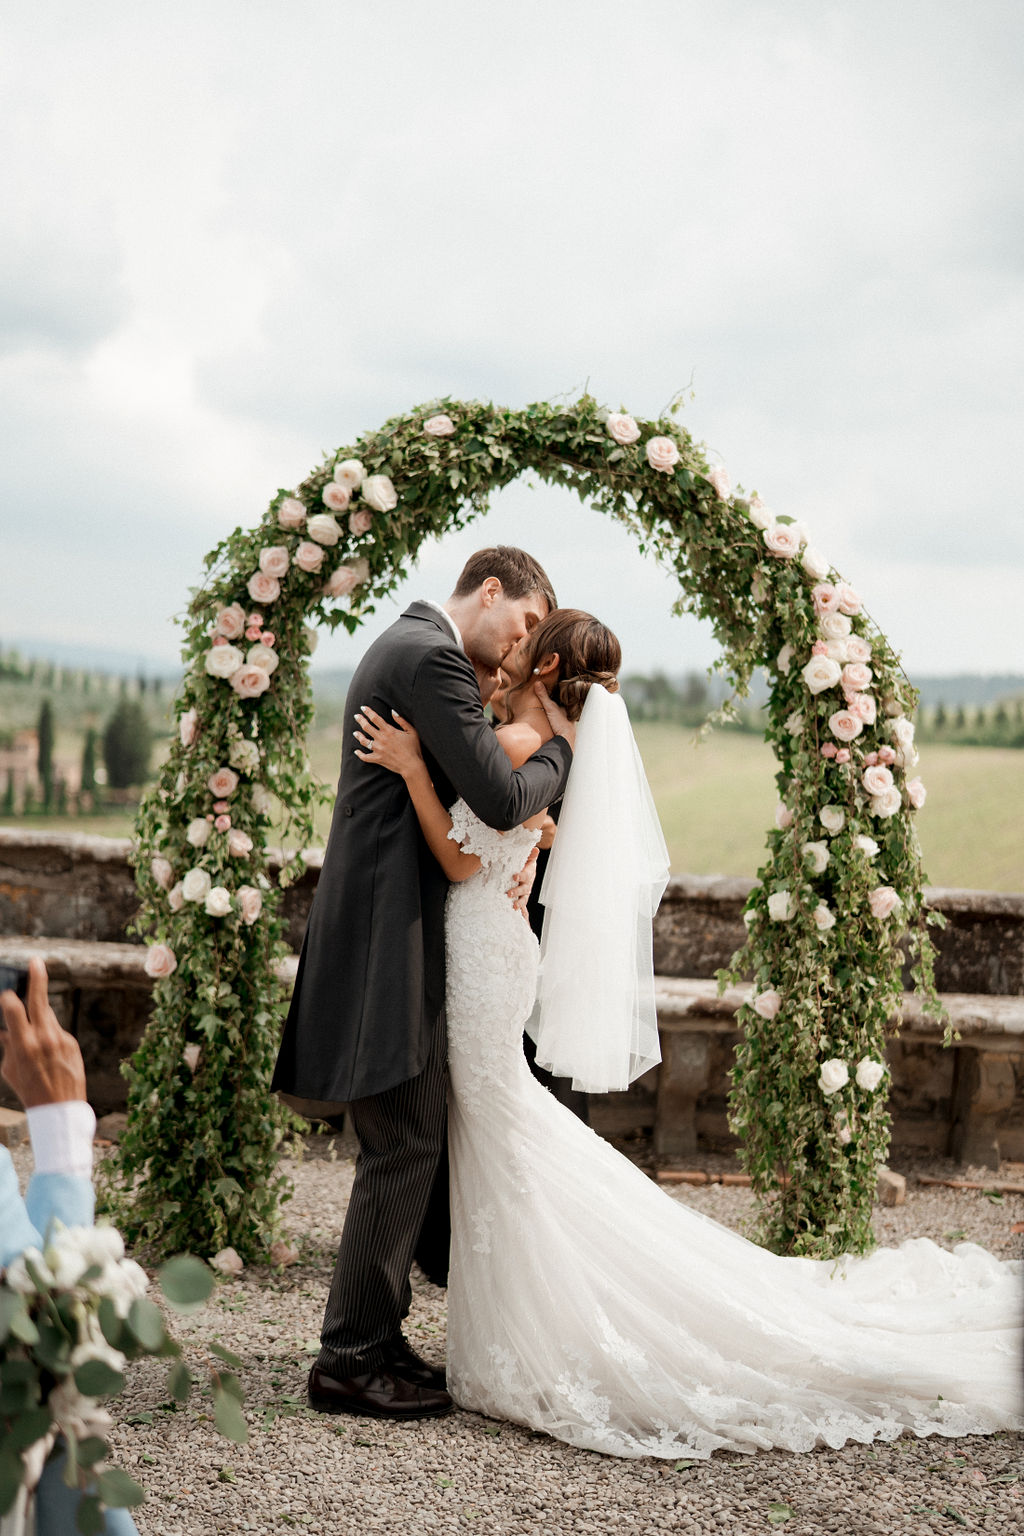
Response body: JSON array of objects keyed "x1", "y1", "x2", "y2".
[{"x1": 451, "y1": 547, "x2": 557, "y2": 611}]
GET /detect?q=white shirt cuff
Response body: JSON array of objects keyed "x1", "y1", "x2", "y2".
[{"x1": 25, "y1": 1102, "x2": 97, "y2": 1178}]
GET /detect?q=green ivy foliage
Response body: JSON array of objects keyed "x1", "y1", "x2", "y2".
[{"x1": 103, "y1": 394, "x2": 941, "y2": 1260}]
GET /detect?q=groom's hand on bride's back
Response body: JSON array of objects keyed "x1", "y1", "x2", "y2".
[{"x1": 533, "y1": 681, "x2": 575, "y2": 751}]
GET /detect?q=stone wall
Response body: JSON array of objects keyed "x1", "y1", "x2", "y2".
[{"x1": 2, "y1": 828, "x2": 1022, "y2": 1158}]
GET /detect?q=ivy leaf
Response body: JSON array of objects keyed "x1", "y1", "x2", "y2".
[{"x1": 766, "y1": 1502, "x2": 794, "y2": 1525}]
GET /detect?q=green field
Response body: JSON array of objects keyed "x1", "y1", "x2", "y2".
[{"x1": 3, "y1": 726, "x2": 1021, "y2": 894}]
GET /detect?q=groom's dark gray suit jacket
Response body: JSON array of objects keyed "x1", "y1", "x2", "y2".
[{"x1": 273, "y1": 602, "x2": 571, "y2": 1105}]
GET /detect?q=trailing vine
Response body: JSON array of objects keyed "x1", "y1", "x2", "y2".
[{"x1": 103, "y1": 395, "x2": 941, "y2": 1260}]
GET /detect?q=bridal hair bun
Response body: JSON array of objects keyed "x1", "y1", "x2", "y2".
[
  {"x1": 556, "y1": 670, "x2": 620, "y2": 719},
  {"x1": 517, "y1": 607, "x2": 622, "y2": 722}
]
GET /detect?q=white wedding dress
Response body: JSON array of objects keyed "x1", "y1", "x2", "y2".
[{"x1": 442, "y1": 798, "x2": 1024, "y2": 1461}]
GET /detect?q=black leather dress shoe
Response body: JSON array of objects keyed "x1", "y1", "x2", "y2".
[
  {"x1": 307, "y1": 1364, "x2": 452, "y2": 1420},
  {"x1": 380, "y1": 1335, "x2": 447, "y2": 1391}
]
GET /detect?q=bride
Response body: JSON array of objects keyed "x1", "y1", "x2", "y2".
[{"x1": 352, "y1": 608, "x2": 1023, "y2": 1461}]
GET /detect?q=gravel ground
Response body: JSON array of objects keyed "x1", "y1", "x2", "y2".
[{"x1": 14, "y1": 1136, "x2": 1024, "y2": 1535}]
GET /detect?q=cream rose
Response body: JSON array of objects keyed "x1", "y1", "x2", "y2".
[
  {"x1": 890, "y1": 717, "x2": 918, "y2": 767},
  {"x1": 361, "y1": 474, "x2": 398, "y2": 512},
  {"x1": 251, "y1": 783, "x2": 274, "y2": 817},
  {"x1": 820, "y1": 805, "x2": 845, "y2": 835},
  {"x1": 186, "y1": 817, "x2": 211, "y2": 847},
  {"x1": 849, "y1": 693, "x2": 877, "y2": 725},
  {"x1": 777, "y1": 643, "x2": 795, "y2": 673},
  {"x1": 811, "y1": 582, "x2": 839, "y2": 615},
  {"x1": 802, "y1": 655, "x2": 842, "y2": 695},
  {"x1": 231, "y1": 665, "x2": 272, "y2": 699},
  {"x1": 774, "y1": 801, "x2": 794, "y2": 830},
  {"x1": 423, "y1": 413, "x2": 456, "y2": 437},
  {"x1": 259, "y1": 546, "x2": 290, "y2": 580},
  {"x1": 855, "y1": 1057, "x2": 886, "y2": 1091},
  {"x1": 802, "y1": 841, "x2": 830, "y2": 874},
  {"x1": 333, "y1": 458, "x2": 365, "y2": 490},
  {"x1": 247, "y1": 643, "x2": 279, "y2": 675},
  {"x1": 862, "y1": 764, "x2": 894, "y2": 797},
  {"x1": 349, "y1": 508, "x2": 373, "y2": 536},
  {"x1": 645, "y1": 436, "x2": 680, "y2": 474},
  {"x1": 207, "y1": 767, "x2": 239, "y2": 798},
  {"x1": 321, "y1": 481, "x2": 351, "y2": 513},
  {"x1": 763, "y1": 523, "x2": 801, "y2": 559},
  {"x1": 210, "y1": 1247, "x2": 244, "y2": 1277},
  {"x1": 204, "y1": 886, "x2": 232, "y2": 918},
  {"x1": 819, "y1": 1059, "x2": 849, "y2": 1096},
  {"x1": 150, "y1": 856, "x2": 174, "y2": 890},
  {"x1": 801, "y1": 546, "x2": 830, "y2": 581},
  {"x1": 606, "y1": 413, "x2": 640, "y2": 446},
  {"x1": 228, "y1": 738, "x2": 260, "y2": 774},
  {"x1": 168, "y1": 882, "x2": 185, "y2": 912},
  {"x1": 767, "y1": 890, "x2": 793, "y2": 922},
  {"x1": 836, "y1": 583, "x2": 862, "y2": 616},
  {"x1": 228, "y1": 829, "x2": 253, "y2": 858},
  {"x1": 812, "y1": 902, "x2": 836, "y2": 932},
  {"x1": 824, "y1": 639, "x2": 850, "y2": 664},
  {"x1": 751, "y1": 989, "x2": 782, "y2": 1020},
  {"x1": 746, "y1": 497, "x2": 773, "y2": 530},
  {"x1": 828, "y1": 710, "x2": 863, "y2": 743},
  {"x1": 276, "y1": 496, "x2": 306, "y2": 531},
  {"x1": 238, "y1": 885, "x2": 263, "y2": 925},
  {"x1": 706, "y1": 465, "x2": 731, "y2": 500},
  {"x1": 870, "y1": 786, "x2": 902, "y2": 819},
  {"x1": 785, "y1": 710, "x2": 804, "y2": 736},
  {"x1": 182, "y1": 867, "x2": 212, "y2": 903},
  {"x1": 854, "y1": 834, "x2": 879, "y2": 858},
  {"x1": 294, "y1": 540, "x2": 325, "y2": 573},
  {"x1": 845, "y1": 635, "x2": 872, "y2": 664},
  {"x1": 817, "y1": 611, "x2": 852, "y2": 641},
  {"x1": 213, "y1": 602, "x2": 246, "y2": 640},
  {"x1": 144, "y1": 943, "x2": 177, "y2": 979},
  {"x1": 868, "y1": 886, "x2": 902, "y2": 921},
  {"x1": 307, "y1": 513, "x2": 342, "y2": 547},
  {"x1": 907, "y1": 777, "x2": 927, "y2": 809},
  {"x1": 247, "y1": 571, "x2": 280, "y2": 605},
  {"x1": 204, "y1": 644, "x2": 244, "y2": 679},
  {"x1": 179, "y1": 708, "x2": 199, "y2": 748},
  {"x1": 841, "y1": 662, "x2": 873, "y2": 694}
]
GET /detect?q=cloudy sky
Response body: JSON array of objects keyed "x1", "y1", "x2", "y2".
[{"x1": 2, "y1": 0, "x2": 1021, "y2": 679}]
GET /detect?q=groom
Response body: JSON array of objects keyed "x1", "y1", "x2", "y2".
[{"x1": 272, "y1": 547, "x2": 575, "y2": 1420}]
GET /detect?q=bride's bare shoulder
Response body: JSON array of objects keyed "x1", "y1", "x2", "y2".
[{"x1": 495, "y1": 719, "x2": 550, "y2": 769}]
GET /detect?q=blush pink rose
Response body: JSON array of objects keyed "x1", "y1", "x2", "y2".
[
  {"x1": 828, "y1": 710, "x2": 863, "y2": 742},
  {"x1": 811, "y1": 583, "x2": 840, "y2": 616},
  {"x1": 321, "y1": 481, "x2": 351, "y2": 513},
  {"x1": 849, "y1": 693, "x2": 877, "y2": 725},
  {"x1": 294, "y1": 541, "x2": 324, "y2": 573},
  {"x1": 246, "y1": 643, "x2": 279, "y2": 674},
  {"x1": 423, "y1": 413, "x2": 456, "y2": 437},
  {"x1": 144, "y1": 943, "x2": 177, "y2": 979},
  {"x1": 151, "y1": 856, "x2": 174, "y2": 890},
  {"x1": 841, "y1": 662, "x2": 873, "y2": 693},
  {"x1": 906, "y1": 777, "x2": 927, "y2": 809},
  {"x1": 324, "y1": 559, "x2": 369, "y2": 598},
  {"x1": 862, "y1": 764, "x2": 894, "y2": 797},
  {"x1": 228, "y1": 829, "x2": 253, "y2": 858},
  {"x1": 751, "y1": 989, "x2": 782, "y2": 1020},
  {"x1": 349, "y1": 508, "x2": 373, "y2": 536},
  {"x1": 245, "y1": 625, "x2": 262, "y2": 641},
  {"x1": 877, "y1": 745, "x2": 896, "y2": 765},
  {"x1": 237, "y1": 885, "x2": 262, "y2": 924},
  {"x1": 276, "y1": 496, "x2": 306, "y2": 531},
  {"x1": 247, "y1": 571, "x2": 280, "y2": 605},
  {"x1": 231, "y1": 665, "x2": 272, "y2": 699},
  {"x1": 214, "y1": 814, "x2": 231, "y2": 832},
  {"x1": 247, "y1": 611, "x2": 263, "y2": 626},
  {"x1": 836, "y1": 583, "x2": 862, "y2": 616},
  {"x1": 868, "y1": 886, "x2": 902, "y2": 921},
  {"x1": 845, "y1": 635, "x2": 872, "y2": 664},
  {"x1": 835, "y1": 747, "x2": 851, "y2": 764},
  {"x1": 179, "y1": 708, "x2": 199, "y2": 748},
  {"x1": 213, "y1": 602, "x2": 246, "y2": 640},
  {"x1": 606, "y1": 413, "x2": 641, "y2": 446},
  {"x1": 260, "y1": 631, "x2": 275, "y2": 646},
  {"x1": 645, "y1": 436, "x2": 680, "y2": 474},
  {"x1": 820, "y1": 742, "x2": 838, "y2": 759},
  {"x1": 168, "y1": 882, "x2": 185, "y2": 912},
  {"x1": 774, "y1": 802, "x2": 794, "y2": 830},
  {"x1": 306, "y1": 513, "x2": 342, "y2": 547},
  {"x1": 213, "y1": 799, "x2": 230, "y2": 813},
  {"x1": 208, "y1": 767, "x2": 239, "y2": 798},
  {"x1": 763, "y1": 523, "x2": 801, "y2": 559},
  {"x1": 259, "y1": 546, "x2": 290, "y2": 579},
  {"x1": 706, "y1": 465, "x2": 731, "y2": 500}
]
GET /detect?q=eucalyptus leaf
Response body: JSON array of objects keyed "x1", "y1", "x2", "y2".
[{"x1": 213, "y1": 1386, "x2": 249, "y2": 1442}]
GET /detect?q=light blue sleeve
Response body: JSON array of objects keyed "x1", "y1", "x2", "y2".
[
  {"x1": 25, "y1": 1169, "x2": 95, "y2": 1242},
  {"x1": 0, "y1": 1146, "x2": 41, "y2": 1266}
]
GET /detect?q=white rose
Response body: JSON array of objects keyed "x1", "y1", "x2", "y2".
[
  {"x1": 746, "y1": 497, "x2": 773, "y2": 530},
  {"x1": 182, "y1": 867, "x2": 212, "y2": 903},
  {"x1": 862, "y1": 764, "x2": 895, "y2": 797},
  {"x1": 774, "y1": 801, "x2": 794, "y2": 830},
  {"x1": 855, "y1": 1056, "x2": 886, "y2": 1091},
  {"x1": 802, "y1": 655, "x2": 842, "y2": 695},
  {"x1": 168, "y1": 882, "x2": 185, "y2": 912},
  {"x1": 785, "y1": 710, "x2": 804, "y2": 736},
  {"x1": 321, "y1": 481, "x2": 351, "y2": 514},
  {"x1": 333, "y1": 458, "x2": 365, "y2": 490},
  {"x1": 828, "y1": 710, "x2": 863, "y2": 743},
  {"x1": 890, "y1": 717, "x2": 918, "y2": 768},
  {"x1": 706, "y1": 465, "x2": 731, "y2": 500},
  {"x1": 812, "y1": 902, "x2": 836, "y2": 932},
  {"x1": 423, "y1": 413, "x2": 456, "y2": 437},
  {"x1": 186, "y1": 817, "x2": 210, "y2": 848},
  {"x1": 802, "y1": 840, "x2": 829, "y2": 874},
  {"x1": 870, "y1": 786, "x2": 903, "y2": 819},
  {"x1": 307, "y1": 513, "x2": 342, "y2": 547},
  {"x1": 204, "y1": 644, "x2": 244, "y2": 679},
  {"x1": 751, "y1": 989, "x2": 782, "y2": 1020},
  {"x1": 246, "y1": 571, "x2": 280, "y2": 605},
  {"x1": 836, "y1": 583, "x2": 862, "y2": 616},
  {"x1": 777, "y1": 643, "x2": 795, "y2": 673},
  {"x1": 144, "y1": 943, "x2": 177, "y2": 979},
  {"x1": 824, "y1": 638, "x2": 850, "y2": 664},
  {"x1": 606, "y1": 413, "x2": 640, "y2": 446},
  {"x1": 259, "y1": 546, "x2": 290, "y2": 579},
  {"x1": 251, "y1": 783, "x2": 274, "y2": 817},
  {"x1": 845, "y1": 635, "x2": 872, "y2": 664},
  {"x1": 228, "y1": 738, "x2": 261, "y2": 774},
  {"x1": 645, "y1": 436, "x2": 680, "y2": 473},
  {"x1": 247, "y1": 643, "x2": 279, "y2": 674},
  {"x1": 204, "y1": 885, "x2": 232, "y2": 917},
  {"x1": 820, "y1": 805, "x2": 845, "y2": 835},
  {"x1": 907, "y1": 777, "x2": 927, "y2": 809},
  {"x1": 817, "y1": 611, "x2": 852, "y2": 641},
  {"x1": 801, "y1": 546, "x2": 831, "y2": 580},
  {"x1": 767, "y1": 890, "x2": 793, "y2": 922},
  {"x1": 841, "y1": 662, "x2": 873, "y2": 693},
  {"x1": 361, "y1": 474, "x2": 398, "y2": 512},
  {"x1": 868, "y1": 886, "x2": 903, "y2": 921},
  {"x1": 763, "y1": 523, "x2": 801, "y2": 559},
  {"x1": 228, "y1": 829, "x2": 253, "y2": 858},
  {"x1": 238, "y1": 885, "x2": 263, "y2": 925},
  {"x1": 818, "y1": 1059, "x2": 849, "y2": 1096},
  {"x1": 276, "y1": 496, "x2": 306, "y2": 531},
  {"x1": 151, "y1": 856, "x2": 174, "y2": 890},
  {"x1": 854, "y1": 835, "x2": 879, "y2": 858}
]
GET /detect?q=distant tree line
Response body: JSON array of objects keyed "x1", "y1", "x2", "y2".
[
  {"x1": 920, "y1": 697, "x2": 1024, "y2": 748},
  {"x1": 620, "y1": 671, "x2": 767, "y2": 731}
]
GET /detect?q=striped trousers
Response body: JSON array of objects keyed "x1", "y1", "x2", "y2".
[{"x1": 317, "y1": 1006, "x2": 449, "y2": 1375}]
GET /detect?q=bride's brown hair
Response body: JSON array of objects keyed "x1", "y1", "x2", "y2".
[{"x1": 512, "y1": 609, "x2": 622, "y2": 722}]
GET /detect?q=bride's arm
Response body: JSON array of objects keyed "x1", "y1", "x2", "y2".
[{"x1": 353, "y1": 706, "x2": 482, "y2": 882}]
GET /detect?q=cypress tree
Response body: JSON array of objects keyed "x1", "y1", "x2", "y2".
[
  {"x1": 37, "y1": 698, "x2": 55, "y2": 810},
  {"x1": 102, "y1": 701, "x2": 152, "y2": 789}
]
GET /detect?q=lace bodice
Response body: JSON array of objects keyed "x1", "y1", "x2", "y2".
[{"x1": 447, "y1": 799, "x2": 541, "y2": 890}]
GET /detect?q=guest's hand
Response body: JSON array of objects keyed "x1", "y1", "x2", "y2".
[
  {"x1": 508, "y1": 846, "x2": 539, "y2": 915},
  {"x1": 0, "y1": 957, "x2": 87, "y2": 1108},
  {"x1": 354, "y1": 706, "x2": 426, "y2": 780},
  {"x1": 534, "y1": 681, "x2": 575, "y2": 751}
]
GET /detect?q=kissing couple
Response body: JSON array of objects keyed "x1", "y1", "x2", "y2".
[{"x1": 272, "y1": 546, "x2": 1022, "y2": 1461}]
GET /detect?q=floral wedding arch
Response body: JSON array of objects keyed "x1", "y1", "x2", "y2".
[{"x1": 105, "y1": 396, "x2": 942, "y2": 1261}]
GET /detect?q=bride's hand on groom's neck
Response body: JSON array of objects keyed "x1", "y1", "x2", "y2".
[{"x1": 533, "y1": 681, "x2": 575, "y2": 751}]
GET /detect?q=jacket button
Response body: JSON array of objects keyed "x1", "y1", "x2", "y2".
[{"x1": 342, "y1": 804, "x2": 354, "y2": 817}]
